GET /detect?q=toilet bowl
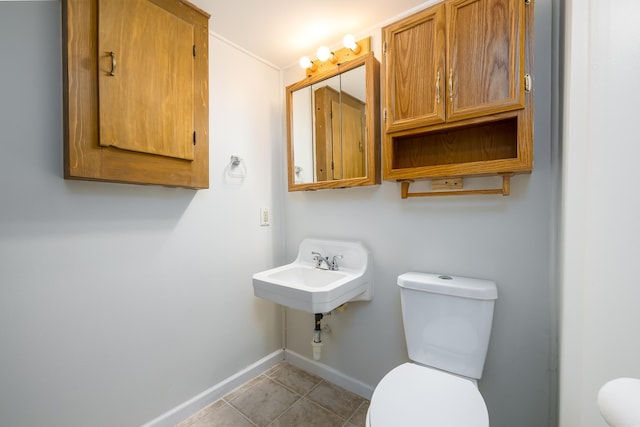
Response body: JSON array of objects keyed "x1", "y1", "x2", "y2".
[
  {"x1": 366, "y1": 272, "x2": 497, "y2": 426},
  {"x1": 366, "y1": 363, "x2": 488, "y2": 426}
]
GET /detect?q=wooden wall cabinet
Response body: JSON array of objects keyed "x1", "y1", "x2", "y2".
[
  {"x1": 62, "y1": 0, "x2": 210, "y2": 189},
  {"x1": 382, "y1": 0, "x2": 534, "y2": 197}
]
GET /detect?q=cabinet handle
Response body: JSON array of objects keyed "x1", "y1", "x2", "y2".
[
  {"x1": 448, "y1": 68, "x2": 453, "y2": 102},
  {"x1": 435, "y1": 71, "x2": 441, "y2": 104},
  {"x1": 108, "y1": 51, "x2": 116, "y2": 76},
  {"x1": 524, "y1": 73, "x2": 532, "y2": 93}
]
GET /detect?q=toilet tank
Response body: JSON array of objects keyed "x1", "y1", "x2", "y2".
[{"x1": 398, "y1": 272, "x2": 497, "y2": 379}]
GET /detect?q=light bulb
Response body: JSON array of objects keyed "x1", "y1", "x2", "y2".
[
  {"x1": 343, "y1": 34, "x2": 356, "y2": 49},
  {"x1": 299, "y1": 57, "x2": 309, "y2": 69},
  {"x1": 343, "y1": 34, "x2": 361, "y2": 54},
  {"x1": 299, "y1": 56, "x2": 312, "y2": 69},
  {"x1": 317, "y1": 46, "x2": 332, "y2": 62}
]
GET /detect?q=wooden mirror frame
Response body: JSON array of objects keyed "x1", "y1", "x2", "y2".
[{"x1": 286, "y1": 52, "x2": 380, "y2": 191}]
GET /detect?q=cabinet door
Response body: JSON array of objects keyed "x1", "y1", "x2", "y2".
[
  {"x1": 63, "y1": 0, "x2": 209, "y2": 188},
  {"x1": 446, "y1": 0, "x2": 525, "y2": 122},
  {"x1": 98, "y1": 0, "x2": 195, "y2": 161},
  {"x1": 383, "y1": 5, "x2": 446, "y2": 133}
]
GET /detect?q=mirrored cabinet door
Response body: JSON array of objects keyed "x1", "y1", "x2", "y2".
[{"x1": 286, "y1": 52, "x2": 380, "y2": 191}]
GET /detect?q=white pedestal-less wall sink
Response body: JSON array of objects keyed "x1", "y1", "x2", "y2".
[{"x1": 252, "y1": 239, "x2": 373, "y2": 313}]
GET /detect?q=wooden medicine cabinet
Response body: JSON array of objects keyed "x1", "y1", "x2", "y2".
[
  {"x1": 62, "y1": 0, "x2": 210, "y2": 189},
  {"x1": 286, "y1": 52, "x2": 381, "y2": 191},
  {"x1": 382, "y1": 0, "x2": 534, "y2": 198}
]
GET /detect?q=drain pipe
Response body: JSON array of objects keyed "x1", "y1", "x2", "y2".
[{"x1": 312, "y1": 313, "x2": 323, "y2": 360}]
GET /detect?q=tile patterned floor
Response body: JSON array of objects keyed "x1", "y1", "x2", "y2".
[{"x1": 176, "y1": 362, "x2": 369, "y2": 427}]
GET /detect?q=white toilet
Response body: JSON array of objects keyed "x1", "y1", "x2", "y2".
[{"x1": 366, "y1": 272, "x2": 498, "y2": 426}]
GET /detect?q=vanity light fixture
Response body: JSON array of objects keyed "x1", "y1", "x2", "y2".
[{"x1": 298, "y1": 35, "x2": 371, "y2": 76}]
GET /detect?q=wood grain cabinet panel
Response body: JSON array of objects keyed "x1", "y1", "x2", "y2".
[
  {"x1": 383, "y1": 5, "x2": 445, "y2": 132},
  {"x1": 62, "y1": 0, "x2": 210, "y2": 188},
  {"x1": 382, "y1": 0, "x2": 533, "y2": 186},
  {"x1": 446, "y1": 0, "x2": 524, "y2": 122}
]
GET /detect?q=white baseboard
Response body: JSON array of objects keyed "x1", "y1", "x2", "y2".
[
  {"x1": 283, "y1": 349, "x2": 375, "y2": 400},
  {"x1": 141, "y1": 349, "x2": 284, "y2": 427},
  {"x1": 141, "y1": 348, "x2": 375, "y2": 427}
]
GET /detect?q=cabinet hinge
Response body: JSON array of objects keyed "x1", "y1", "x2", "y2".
[
  {"x1": 193, "y1": 131, "x2": 196, "y2": 145},
  {"x1": 383, "y1": 41, "x2": 387, "y2": 55},
  {"x1": 384, "y1": 108, "x2": 388, "y2": 121},
  {"x1": 193, "y1": 45, "x2": 196, "y2": 57},
  {"x1": 524, "y1": 74, "x2": 532, "y2": 93}
]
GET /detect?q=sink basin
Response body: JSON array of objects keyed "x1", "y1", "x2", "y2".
[
  {"x1": 252, "y1": 239, "x2": 373, "y2": 313},
  {"x1": 267, "y1": 266, "x2": 347, "y2": 289}
]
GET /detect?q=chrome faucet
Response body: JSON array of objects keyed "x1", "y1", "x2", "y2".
[
  {"x1": 312, "y1": 252, "x2": 342, "y2": 271},
  {"x1": 312, "y1": 252, "x2": 330, "y2": 270}
]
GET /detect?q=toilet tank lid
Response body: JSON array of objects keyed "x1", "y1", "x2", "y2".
[{"x1": 398, "y1": 272, "x2": 497, "y2": 300}]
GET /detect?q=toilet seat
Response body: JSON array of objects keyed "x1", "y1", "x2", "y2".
[{"x1": 368, "y1": 363, "x2": 489, "y2": 427}]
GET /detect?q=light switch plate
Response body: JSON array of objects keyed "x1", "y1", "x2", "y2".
[{"x1": 260, "y1": 207, "x2": 270, "y2": 226}]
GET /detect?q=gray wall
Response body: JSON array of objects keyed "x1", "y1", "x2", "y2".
[
  {"x1": 0, "y1": 2, "x2": 283, "y2": 426},
  {"x1": 282, "y1": 1, "x2": 558, "y2": 426}
]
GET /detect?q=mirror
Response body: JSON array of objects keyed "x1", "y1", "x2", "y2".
[{"x1": 286, "y1": 52, "x2": 380, "y2": 191}]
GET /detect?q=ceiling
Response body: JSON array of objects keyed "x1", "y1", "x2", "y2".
[{"x1": 190, "y1": 0, "x2": 430, "y2": 69}]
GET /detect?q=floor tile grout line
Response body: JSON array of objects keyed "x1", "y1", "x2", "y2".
[
  {"x1": 268, "y1": 376, "x2": 320, "y2": 397},
  {"x1": 273, "y1": 378, "x2": 332, "y2": 423},
  {"x1": 261, "y1": 374, "x2": 351, "y2": 426},
  {"x1": 225, "y1": 392, "x2": 302, "y2": 427},
  {"x1": 306, "y1": 395, "x2": 351, "y2": 424},
  {"x1": 217, "y1": 374, "x2": 267, "y2": 410},
  {"x1": 264, "y1": 364, "x2": 325, "y2": 400},
  {"x1": 344, "y1": 399, "x2": 368, "y2": 425},
  {"x1": 296, "y1": 376, "x2": 323, "y2": 398},
  {"x1": 263, "y1": 361, "x2": 287, "y2": 379},
  {"x1": 226, "y1": 372, "x2": 308, "y2": 427},
  {"x1": 266, "y1": 394, "x2": 350, "y2": 427},
  {"x1": 265, "y1": 392, "x2": 309, "y2": 427},
  {"x1": 307, "y1": 379, "x2": 366, "y2": 421},
  {"x1": 265, "y1": 394, "x2": 303, "y2": 427},
  {"x1": 176, "y1": 361, "x2": 369, "y2": 427},
  {"x1": 222, "y1": 401, "x2": 259, "y2": 427}
]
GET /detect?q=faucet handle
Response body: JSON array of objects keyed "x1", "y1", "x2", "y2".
[
  {"x1": 311, "y1": 251, "x2": 324, "y2": 267},
  {"x1": 331, "y1": 254, "x2": 343, "y2": 270}
]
